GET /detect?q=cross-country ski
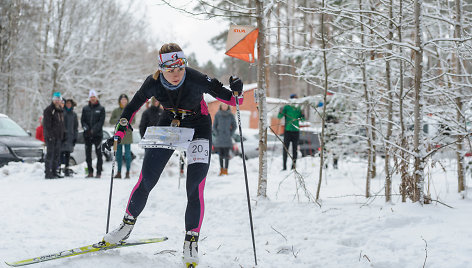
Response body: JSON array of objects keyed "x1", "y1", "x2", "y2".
[{"x1": 5, "y1": 237, "x2": 168, "y2": 267}]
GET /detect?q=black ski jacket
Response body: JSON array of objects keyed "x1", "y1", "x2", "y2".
[
  {"x1": 43, "y1": 103, "x2": 65, "y2": 141},
  {"x1": 81, "y1": 101, "x2": 105, "y2": 139},
  {"x1": 120, "y1": 67, "x2": 241, "y2": 128}
]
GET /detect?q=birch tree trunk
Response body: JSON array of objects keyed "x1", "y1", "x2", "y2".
[
  {"x1": 384, "y1": 0, "x2": 394, "y2": 202},
  {"x1": 413, "y1": 0, "x2": 425, "y2": 204},
  {"x1": 276, "y1": 2, "x2": 281, "y2": 97},
  {"x1": 397, "y1": 0, "x2": 408, "y2": 203},
  {"x1": 316, "y1": 0, "x2": 329, "y2": 202},
  {"x1": 358, "y1": 0, "x2": 372, "y2": 198},
  {"x1": 454, "y1": 0, "x2": 465, "y2": 193},
  {"x1": 256, "y1": 0, "x2": 268, "y2": 198}
]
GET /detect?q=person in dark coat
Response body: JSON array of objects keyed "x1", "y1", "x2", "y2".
[
  {"x1": 139, "y1": 97, "x2": 163, "y2": 137},
  {"x1": 43, "y1": 92, "x2": 65, "y2": 179},
  {"x1": 81, "y1": 89, "x2": 105, "y2": 178},
  {"x1": 61, "y1": 99, "x2": 78, "y2": 176},
  {"x1": 213, "y1": 103, "x2": 237, "y2": 175}
]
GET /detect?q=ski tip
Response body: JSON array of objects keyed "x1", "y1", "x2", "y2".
[{"x1": 5, "y1": 261, "x2": 18, "y2": 267}]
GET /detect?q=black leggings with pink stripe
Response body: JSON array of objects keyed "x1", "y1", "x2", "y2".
[{"x1": 125, "y1": 115, "x2": 211, "y2": 233}]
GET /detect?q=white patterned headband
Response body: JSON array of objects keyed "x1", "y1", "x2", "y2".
[{"x1": 158, "y1": 51, "x2": 187, "y2": 70}]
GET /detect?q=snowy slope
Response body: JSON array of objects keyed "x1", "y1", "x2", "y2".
[{"x1": 1, "y1": 153, "x2": 471, "y2": 268}]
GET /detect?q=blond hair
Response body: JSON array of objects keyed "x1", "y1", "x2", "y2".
[{"x1": 152, "y1": 43, "x2": 184, "y2": 80}]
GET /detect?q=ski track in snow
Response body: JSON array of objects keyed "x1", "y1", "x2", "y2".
[{"x1": 1, "y1": 152, "x2": 472, "y2": 268}]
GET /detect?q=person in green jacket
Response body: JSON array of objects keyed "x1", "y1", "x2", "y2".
[
  {"x1": 277, "y1": 94, "x2": 305, "y2": 170},
  {"x1": 110, "y1": 94, "x2": 134, "y2": 178}
]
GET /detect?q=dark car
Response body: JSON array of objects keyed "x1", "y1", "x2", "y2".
[
  {"x1": 299, "y1": 129, "x2": 320, "y2": 157},
  {"x1": 0, "y1": 113, "x2": 44, "y2": 167}
]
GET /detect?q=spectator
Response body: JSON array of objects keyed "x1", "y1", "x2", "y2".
[
  {"x1": 213, "y1": 103, "x2": 237, "y2": 175},
  {"x1": 43, "y1": 92, "x2": 65, "y2": 179},
  {"x1": 61, "y1": 99, "x2": 78, "y2": 177},
  {"x1": 110, "y1": 94, "x2": 134, "y2": 179},
  {"x1": 139, "y1": 97, "x2": 162, "y2": 137},
  {"x1": 81, "y1": 89, "x2": 105, "y2": 178},
  {"x1": 277, "y1": 93, "x2": 305, "y2": 170},
  {"x1": 35, "y1": 116, "x2": 44, "y2": 142}
]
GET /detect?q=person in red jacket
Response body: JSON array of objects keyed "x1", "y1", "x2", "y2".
[{"x1": 35, "y1": 116, "x2": 45, "y2": 142}]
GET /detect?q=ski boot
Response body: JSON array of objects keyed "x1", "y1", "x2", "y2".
[
  {"x1": 182, "y1": 231, "x2": 199, "y2": 267},
  {"x1": 102, "y1": 213, "x2": 136, "y2": 245}
]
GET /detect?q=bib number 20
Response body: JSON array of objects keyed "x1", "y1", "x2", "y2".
[{"x1": 187, "y1": 139, "x2": 209, "y2": 165}]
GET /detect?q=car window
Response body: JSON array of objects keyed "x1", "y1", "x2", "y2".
[{"x1": 0, "y1": 117, "x2": 29, "y2": 136}]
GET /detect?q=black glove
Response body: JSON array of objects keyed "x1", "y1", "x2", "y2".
[
  {"x1": 102, "y1": 136, "x2": 121, "y2": 152},
  {"x1": 229, "y1": 76, "x2": 243, "y2": 96}
]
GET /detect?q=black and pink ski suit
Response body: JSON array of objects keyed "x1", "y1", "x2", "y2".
[{"x1": 115, "y1": 67, "x2": 243, "y2": 233}]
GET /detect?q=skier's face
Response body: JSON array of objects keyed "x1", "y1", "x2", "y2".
[{"x1": 162, "y1": 67, "x2": 185, "y2": 85}]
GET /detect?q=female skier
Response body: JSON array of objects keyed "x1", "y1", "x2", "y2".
[{"x1": 102, "y1": 43, "x2": 243, "y2": 267}]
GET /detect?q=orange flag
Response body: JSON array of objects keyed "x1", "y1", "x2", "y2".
[{"x1": 225, "y1": 25, "x2": 259, "y2": 63}]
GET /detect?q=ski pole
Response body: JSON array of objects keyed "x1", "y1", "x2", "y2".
[
  {"x1": 234, "y1": 92, "x2": 258, "y2": 266},
  {"x1": 105, "y1": 136, "x2": 118, "y2": 233}
]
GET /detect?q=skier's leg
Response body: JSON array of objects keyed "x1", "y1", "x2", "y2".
[
  {"x1": 125, "y1": 148, "x2": 174, "y2": 217},
  {"x1": 183, "y1": 139, "x2": 210, "y2": 267},
  {"x1": 185, "y1": 139, "x2": 211, "y2": 232},
  {"x1": 104, "y1": 147, "x2": 174, "y2": 244}
]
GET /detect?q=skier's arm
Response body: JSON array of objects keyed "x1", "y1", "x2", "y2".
[{"x1": 207, "y1": 77, "x2": 244, "y2": 106}]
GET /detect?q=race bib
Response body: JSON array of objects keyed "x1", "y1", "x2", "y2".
[{"x1": 187, "y1": 139, "x2": 210, "y2": 165}]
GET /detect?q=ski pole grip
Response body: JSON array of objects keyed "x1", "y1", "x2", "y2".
[{"x1": 113, "y1": 136, "x2": 118, "y2": 151}]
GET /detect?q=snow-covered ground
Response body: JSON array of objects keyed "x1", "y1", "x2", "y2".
[{"x1": 1, "y1": 152, "x2": 471, "y2": 268}]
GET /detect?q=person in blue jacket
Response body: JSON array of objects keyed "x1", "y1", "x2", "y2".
[{"x1": 102, "y1": 43, "x2": 243, "y2": 267}]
